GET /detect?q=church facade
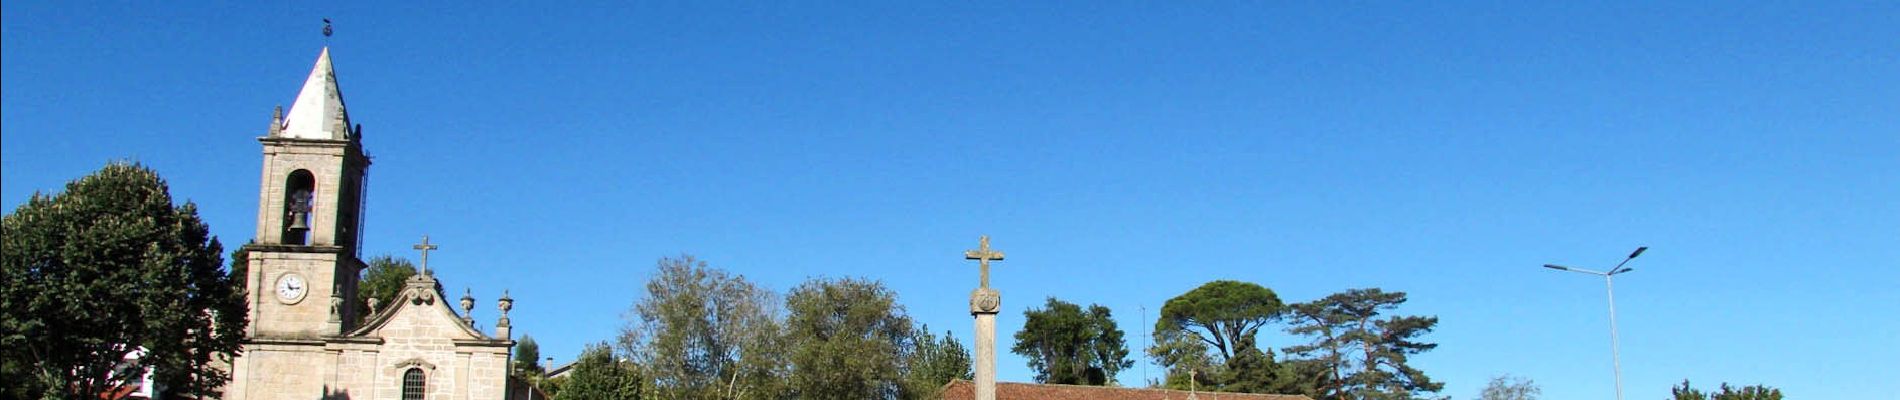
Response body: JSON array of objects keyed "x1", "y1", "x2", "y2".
[{"x1": 224, "y1": 47, "x2": 521, "y2": 400}]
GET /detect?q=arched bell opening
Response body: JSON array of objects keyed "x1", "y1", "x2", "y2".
[{"x1": 282, "y1": 169, "x2": 316, "y2": 245}]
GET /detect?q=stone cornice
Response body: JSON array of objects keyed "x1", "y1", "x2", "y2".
[
  {"x1": 258, "y1": 136, "x2": 354, "y2": 147},
  {"x1": 243, "y1": 243, "x2": 351, "y2": 254},
  {"x1": 451, "y1": 339, "x2": 515, "y2": 348},
  {"x1": 247, "y1": 337, "x2": 326, "y2": 346},
  {"x1": 326, "y1": 336, "x2": 384, "y2": 345}
]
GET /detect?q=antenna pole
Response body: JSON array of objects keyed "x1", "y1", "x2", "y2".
[{"x1": 1141, "y1": 304, "x2": 1149, "y2": 386}]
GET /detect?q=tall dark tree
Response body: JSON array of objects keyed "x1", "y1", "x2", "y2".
[
  {"x1": 0, "y1": 162, "x2": 247, "y2": 399},
  {"x1": 1011, "y1": 297, "x2": 1134, "y2": 385},
  {"x1": 901, "y1": 326, "x2": 972, "y2": 399},
  {"x1": 553, "y1": 342, "x2": 642, "y2": 400},
  {"x1": 229, "y1": 244, "x2": 251, "y2": 290},
  {"x1": 784, "y1": 277, "x2": 914, "y2": 399},
  {"x1": 1224, "y1": 345, "x2": 1311, "y2": 394},
  {"x1": 1284, "y1": 288, "x2": 1443, "y2": 400},
  {"x1": 514, "y1": 335, "x2": 545, "y2": 378},
  {"x1": 1284, "y1": 295, "x2": 1351, "y2": 397}
]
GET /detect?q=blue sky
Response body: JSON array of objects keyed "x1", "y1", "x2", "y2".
[{"x1": 5, "y1": 1, "x2": 1896, "y2": 398}]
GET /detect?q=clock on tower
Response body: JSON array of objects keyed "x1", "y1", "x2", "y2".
[{"x1": 240, "y1": 46, "x2": 371, "y2": 339}]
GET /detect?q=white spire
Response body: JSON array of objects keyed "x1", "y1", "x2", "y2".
[{"x1": 279, "y1": 47, "x2": 351, "y2": 140}]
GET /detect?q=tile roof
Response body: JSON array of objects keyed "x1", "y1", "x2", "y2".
[{"x1": 937, "y1": 380, "x2": 1312, "y2": 400}]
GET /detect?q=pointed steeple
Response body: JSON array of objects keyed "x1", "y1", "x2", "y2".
[{"x1": 279, "y1": 47, "x2": 352, "y2": 140}]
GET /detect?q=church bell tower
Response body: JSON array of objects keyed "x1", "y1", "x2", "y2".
[{"x1": 243, "y1": 47, "x2": 371, "y2": 338}]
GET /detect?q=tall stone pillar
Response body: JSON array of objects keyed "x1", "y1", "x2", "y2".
[
  {"x1": 971, "y1": 287, "x2": 1001, "y2": 400},
  {"x1": 963, "y1": 235, "x2": 1006, "y2": 400}
]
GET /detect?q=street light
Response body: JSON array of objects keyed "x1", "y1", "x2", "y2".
[{"x1": 1545, "y1": 246, "x2": 1646, "y2": 400}]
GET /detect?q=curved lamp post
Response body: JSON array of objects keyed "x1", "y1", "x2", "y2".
[{"x1": 1544, "y1": 246, "x2": 1646, "y2": 400}]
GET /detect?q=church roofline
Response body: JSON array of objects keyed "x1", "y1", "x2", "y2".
[{"x1": 347, "y1": 272, "x2": 507, "y2": 343}]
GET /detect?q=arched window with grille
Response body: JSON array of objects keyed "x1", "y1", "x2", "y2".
[{"x1": 401, "y1": 368, "x2": 426, "y2": 400}]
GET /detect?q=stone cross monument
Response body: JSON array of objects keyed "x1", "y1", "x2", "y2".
[
  {"x1": 964, "y1": 235, "x2": 1006, "y2": 400},
  {"x1": 412, "y1": 235, "x2": 438, "y2": 276}
]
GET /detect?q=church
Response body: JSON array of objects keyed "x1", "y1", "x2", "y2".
[{"x1": 223, "y1": 46, "x2": 524, "y2": 400}]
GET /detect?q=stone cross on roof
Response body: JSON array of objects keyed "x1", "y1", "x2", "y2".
[
  {"x1": 964, "y1": 235, "x2": 1006, "y2": 288},
  {"x1": 412, "y1": 235, "x2": 438, "y2": 276}
]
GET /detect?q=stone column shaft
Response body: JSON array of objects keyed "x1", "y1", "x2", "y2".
[{"x1": 974, "y1": 311, "x2": 997, "y2": 400}]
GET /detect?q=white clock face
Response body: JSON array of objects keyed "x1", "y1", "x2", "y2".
[{"x1": 275, "y1": 273, "x2": 307, "y2": 303}]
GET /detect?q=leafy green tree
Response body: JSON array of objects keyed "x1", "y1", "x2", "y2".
[
  {"x1": 0, "y1": 162, "x2": 247, "y2": 399},
  {"x1": 784, "y1": 277, "x2": 914, "y2": 398},
  {"x1": 1477, "y1": 375, "x2": 1539, "y2": 400},
  {"x1": 1672, "y1": 380, "x2": 1705, "y2": 400},
  {"x1": 514, "y1": 335, "x2": 545, "y2": 379},
  {"x1": 1714, "y1": 385, "x2": 1785, "y2": 400},
  {"x1": 1147, "y1": 326, "x2": 1222, "y2": 389},
  {"x1": 1284, "y1": 288, "x2": 1443, "y2": 400},
  {"x1": 620, "y1": 255, "x2": 785, "y2": 399},
  {"x1": 1672, "y1": 380, "x2": 1783, "y2": 400},
  {"x1": 355, "y1": 255, "x2": 417, "y2": 319},
  {"x1": 553, "y1": 342, "x2": 642, "y2": 400},
  {"x1": 1151, "y1": 280, "x2": 1287, "y2": 391},
  {"x1": 1012, "y1": 297, "x2": 1134, "y2": 385},
  {"x1": 542, "y1": 375, "x2": 567, "y2": 399},
  {"x1": 901, "y1": 326, "x2": 972, "y2": 399}
]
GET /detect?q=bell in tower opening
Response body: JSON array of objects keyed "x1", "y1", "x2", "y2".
[{"x1": 282, "y1": 169, "x2": 315, "y2": 245}]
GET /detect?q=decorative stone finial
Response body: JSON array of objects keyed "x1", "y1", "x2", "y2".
[
  {"x1": 497, "y1": 290, "x2": 514, "y2": 331},
  {"x1": 366, "y1": 297, "x2": 381, "y2": 315},
  {"x1": 499, "y1": 289, "x2": 514, "y2": 314},
  {"x1": 269, "y1": 106, "x2": 284, "y2": 136},
  {"x1": 460, "y1": 288, "x2": 476, "y2": 327}
]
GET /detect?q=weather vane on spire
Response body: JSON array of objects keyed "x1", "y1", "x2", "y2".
[{"x1": 322, "y1": 18, "x2": 333, "y2": 39}]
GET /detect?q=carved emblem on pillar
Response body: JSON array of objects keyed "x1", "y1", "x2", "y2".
[{"x1": 970, "y1": 287, "x2": 1001, "y2": 314}]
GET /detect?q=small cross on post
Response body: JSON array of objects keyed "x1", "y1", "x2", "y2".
[
  {"x1": 412, "y1": 235, "x2": 439, "y2": 276},
  {"x1": 964, "y1": 235, "x2": 1006, "y2": 288}
]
